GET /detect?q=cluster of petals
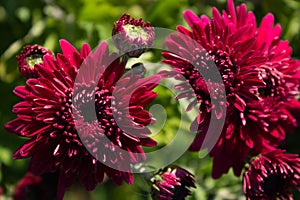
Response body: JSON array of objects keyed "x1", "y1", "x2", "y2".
[
  {"x1": 162, "y1": 0, "x2": 300, "y2": 178},
  {"x1": 243, "y1": 150, "x2": 300, "y2": 199},
  {"x1": 5, "y1": 40, "x2": 160, "y2": 199}
]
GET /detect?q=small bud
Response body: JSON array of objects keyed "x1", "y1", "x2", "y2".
[
  {"x1": 150, "y1": 166, "x2": 196, "y2": 200},
  {"x1": 112, "y1": 14, "x2": 154, "y2": 58},
  {"x1": 16, "y1": 44, "x2": 53, "y2": 78}
]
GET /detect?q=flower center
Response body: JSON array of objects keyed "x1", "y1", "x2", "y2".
[
  {"x1": 261, "y1": 173, "x2": 287, "y2": 196},
  {"x1": 258, "y1": 67, "x2": 285, "y2": 97},
  {"x1": 72, "y1": 86, "x2": 115, "y2": 124},
  {"x1": 192, "y1": 49, "x2": 237, "y2": 88},
  {"x1": 73, "y1": 87, "x2": 98, "y2": 123},
  {"x1": 189, "y1": 49, "x2": 236, "y2": 101},
  {"x1": 25, "y1": 53, "x2": 44, "y2": 68},
  {"x1": 123, "y1": 24, "x2": 149, "y2": 41},
  {"x1": 72, "y1": 86, "x2": 124, "y2": 147}
]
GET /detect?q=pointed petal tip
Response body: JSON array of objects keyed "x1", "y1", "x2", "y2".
[
  {"x1": 80, "y1": 43, "x2": 92, "y2": 58},
  {"x1": 59, "y1": 39, "x2": 70, "y2": 47},
  {"x1": 226, "y1": 0, "x2": 237, "y2": 23},
  {"x1": 59, "y1": 39, "x2": 78, "y2": 55},
  {"x1": 183, "y1": 10, "x2": 200, "y2": 26}
]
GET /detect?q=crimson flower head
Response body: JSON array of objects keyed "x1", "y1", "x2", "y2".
[
  {"x1": 5, "y1": 40, "x2": 160, "y2": 200},
  {"x1": 243, "y1": 150, "x2": 300, "y2": 200},
  {"x1": 16, "y1": 44, "x2": 53, "y2": 78},
  {"x1": 112, "y1": 13, "x2": 154, "y2": 58},
  {"x1": 162, "y1": 0, "x2": 300, "y2": 178},
  {"x1": 150, "y1": 166, "x2": 196, "y2": 200}
]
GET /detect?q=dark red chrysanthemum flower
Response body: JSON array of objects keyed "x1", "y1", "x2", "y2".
[
  {"x1": 162, "y1": 0, "x2": 300, "y2": 178},
  {"x1": 112, "y1": 13, "x2": 154, "y2": 58},
  {"x1": 16, "y1": 44, "x2": 53, "y2": 78},
  {"x1": 5, "y1": 40, "x2": 160, "y2": 199},
  {"x1": 150, "y1": 166, "x2": 196, "y2": 200},
  {"x1": 14, "y1": 172, "x2": 57, "y2": 200},
  {"x1": 243, "y1": 150, "x2": 300, "y2": 200}
]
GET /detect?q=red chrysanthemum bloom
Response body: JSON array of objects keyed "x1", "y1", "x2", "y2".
[
  {"x1": 14, "y1": 172, "x2": 57, "y2": 200},
  {"x1": 112, "y1": 13, "x2": 154, "y2": 58},
  {"x1": 16, "y1": 44, "x2": 53, "y2": 78},
  {"x1": 162, "y1": 0, "x2": 300, "y2": 178},
  {"x1": 5, "y1": 40, "x2": 160, "y2": 199},
  {"x1": 243, "y1": 150, "x2": 300, "y2": 200},
  {"x1": 150, "y1": 166, "x2": 196, "y2": 200}
]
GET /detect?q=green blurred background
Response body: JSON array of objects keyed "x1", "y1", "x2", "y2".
[{"x1": 0, "y1": 0, "x2": 299, "y2": 199}]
